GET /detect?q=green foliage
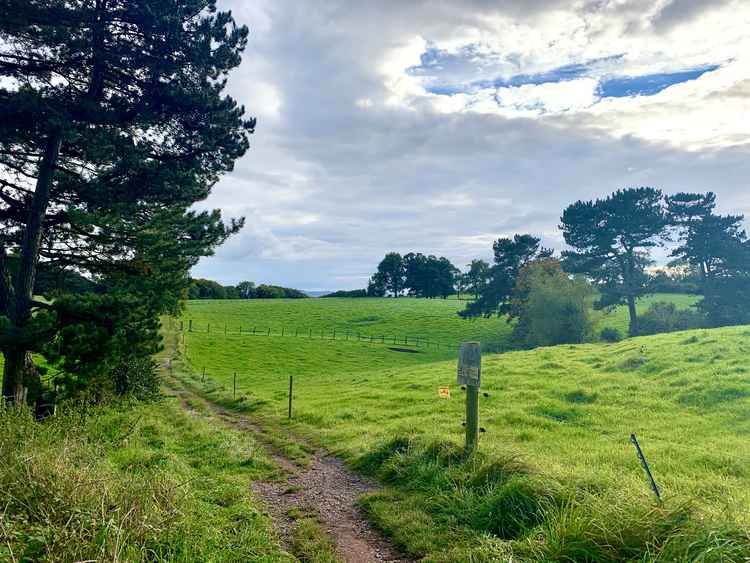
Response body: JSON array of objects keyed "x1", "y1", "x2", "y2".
[
  {"x1": 561, "y1": 187, "x2": 668, "y2": 336},
  {"x1": 461, "y1": 234, "x2": 552, "y2": 319},
  {"x1": 0, "y1": 399, "x2": 290, "y2": 562},
  {"x1": 599, "y1": 327, "x2": 623, "y2": 342},
  {"x1": 637, "y1": 301, "x2": 706, "y2": 336},
  {"x1": 370, "y1": 252, "x2": 406, "y2": 297},
  {"x1": 509, "y1": 258, "x2": 594, "y2": 348},
  {"x1": 402, "y1": 253, "x2": 459, "y2": 298},
  {"x1": 464, "y1": 259, "x2": 490, "y2": 298},
  {"x1": 0, "y1": 0, "x2": 253, "y2": 400},
  {"x1": 321, "y1": 289, "x2": 368, "y2": 298},
  {"x1": 111, "y1": 357, "x2": 161, "y2": 401}
]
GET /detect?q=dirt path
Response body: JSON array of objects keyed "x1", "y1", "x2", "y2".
[{"x1": 165, "y1": 376, "x2": 414, "y2": 563}]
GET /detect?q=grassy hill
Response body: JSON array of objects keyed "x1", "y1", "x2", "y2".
[{"x1": 172, "y1": 295, "x2": 750, "y2": 561}]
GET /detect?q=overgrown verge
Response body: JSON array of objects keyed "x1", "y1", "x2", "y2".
[
  {"x1": 0, "y1": 398, "x2": 292, "y2": 562},
  {"x1": 357, "y1": 436, "x2": 750, "y2": 562}
]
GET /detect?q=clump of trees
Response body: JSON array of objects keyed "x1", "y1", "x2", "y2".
[
  {"x1": 321, "y1": 289, "x2": 368, "y2": 298},
  {"x1": 0, "y1": 0, "x2": 254, "y2": 405},
  {"x1": 462, "y1": 187, "x2": 749, "y2": 344},
  {"x1": 369, "y1": 252, "x2": 458, "y2": 298},
  {"x1": 187, "y1": 279, "x2": 307, "y2": 299}
]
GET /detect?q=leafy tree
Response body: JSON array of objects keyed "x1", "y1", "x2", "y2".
[
  {"x1": 0, "y1": 0, "x2": 254, "y2": 403},
  {"x1": 321, "y1": 289, "x2": 368, "y2": 298},
  {"x1": 509, "y1": 258, "x2": 594, "y2": 348},
  {"x1": 236, "y1": 281, "x2": 256, "y2": 299},
  {"x1": 666, "y1": 192, "x2": 750, "y2": 327},
  {"x1": 403, "y1": 253, "x2": 458, "y2": 298},
  {"x1": 188, "y1": 279, "x2": 227, "y2": 300},
  {"x1": 254, "y1": 285, "x2": 307, "y2": 299},
  {"x1": 464, "y1": 259, "x2": 490, "y2": 299},
  {"x1": 460, "y1": 234, "x2": 552, "y2": 318},
  {"x1": 366, "y1": 277, "x2": 386, "y2": 297},
  {"x1": 560, "y1": 188, "x2": 668, "y2": 336},
  {"x1": 371, "y1": 252, "x2": 405, "y2": 297}
]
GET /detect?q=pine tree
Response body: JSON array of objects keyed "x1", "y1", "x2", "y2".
[
  {"x1": 560, "y1": 188, "x2": 668, "y2": 336},
  {"x1": 0, "y1": 0, "x2": 255, "y2": 403},
  {"x1": 460, "y1": 234, "x2": 552, "y2": 318}
]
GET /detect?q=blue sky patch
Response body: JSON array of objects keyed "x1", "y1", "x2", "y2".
[
  {"x1": 410, "y1": 45, "x2": 719, "y2": 101},
  {"x1": 598, "y1": 65, "x2": 720, "y2": 98}
]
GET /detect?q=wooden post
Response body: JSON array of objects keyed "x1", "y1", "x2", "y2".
[
  {"x1": 288, "y1": 375, "x2": 293, "y2": 419},
  {"x1": 179, "y1": 320, "x2": 183, "y2": 331},
  {"x1": 202, "y1": 367, "x2": 205, "y2": 383},
  {"x1": 233, "y1": 371, "x2": 237, "y2": 399},
  {"x1": 333, "y1": 328, "x2": 336, "y2": 340},
  {"x1": 268, "y1": 327, "x2": 271, "y2": 336},
  {"x1": 188, "y1": 319, "x2": 192, "y2": 332},
  {"x1": 207, "y1": 323, "x2": 210, "y2": 334},
  {"x1": 309, "y1": 328, "x2": 312, "y2": 338},
  {"x1": 282, "y1": 327, "x2": 285, "y2": 337},
  {"x1": 224, "y1": 323, "x2": 227, "y2": 336},
  {"x1": 457, "y1": 342, "x2": 482, "y2": 454}
]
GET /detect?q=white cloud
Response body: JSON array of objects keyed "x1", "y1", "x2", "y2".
[{"x1": 196, "y1": 0, "x2": 750, "y2": 290}]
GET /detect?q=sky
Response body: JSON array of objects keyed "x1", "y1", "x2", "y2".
[{"x1": 191, "y1": 0, "x2": 750, "y2": 292}]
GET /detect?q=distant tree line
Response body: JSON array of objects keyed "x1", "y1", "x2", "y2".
[
  {"x1": 188, "y1": 279, "x2": 307, "y2": 299},
  {"x1": 320, "y1": 289, "x2": 368, "y2": 298}
]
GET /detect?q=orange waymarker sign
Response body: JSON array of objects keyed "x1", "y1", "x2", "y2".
[{"x1": 438, "y1": 387, "x2": 451, "y2": 398}]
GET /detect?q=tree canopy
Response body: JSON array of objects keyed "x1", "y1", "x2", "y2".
[
  {"x1": 560, "y1": 187, "x2": 668, "y2": 336},
  {"x1": 0, "y1": 0, "x2": 254, "y2": 403}
]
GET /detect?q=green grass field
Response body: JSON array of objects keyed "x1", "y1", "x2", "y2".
[{"x1": 172, "y1": 295, "x2": 750, "y2": 561}]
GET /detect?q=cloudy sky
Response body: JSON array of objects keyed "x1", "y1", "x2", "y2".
[{"x1": 192, "y1": 0, "x2": 750, "y2": 292}]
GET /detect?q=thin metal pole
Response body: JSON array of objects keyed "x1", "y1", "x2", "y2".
[{"x1": 630, "y1": 434, "x2": 661, "y2": 500}]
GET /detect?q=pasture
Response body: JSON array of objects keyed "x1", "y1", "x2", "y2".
[{"x1": 172, "y1": 294, "x2": 750, "y2": 561}]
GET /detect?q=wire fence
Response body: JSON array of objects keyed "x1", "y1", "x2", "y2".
[{"x1": 174, "y1": 319, "x2": 509, "y2": 354}]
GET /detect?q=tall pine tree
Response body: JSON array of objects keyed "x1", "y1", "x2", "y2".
[
  {"x1": 0, "y1": 0, "x2": 254, "y2": 403},
  {"x1": 560, "y1": 188, "x2": 668, "y2": 336}
]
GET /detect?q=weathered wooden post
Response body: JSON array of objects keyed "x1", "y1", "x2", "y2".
[
  {"x1": 457, "y1": 342, "x2": 482, "y2": 454},
  {"x1": 288, "y1": 375, "x2": 293, "y2": 419}
]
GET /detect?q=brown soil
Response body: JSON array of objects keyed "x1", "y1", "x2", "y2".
[{"x1": 164, "y1": 376, "x2": 414, "y2": 563}]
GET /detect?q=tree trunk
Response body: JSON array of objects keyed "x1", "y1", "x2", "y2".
[
  {"x1": 2, "y1": 132, "x2": 62, "y2": 405},
  {"x1": 627, "y1": 294, "x2": 638, "y2": 337},
  {"x1": 2, "y1": 350, "x2": 39, "y2": 404}
]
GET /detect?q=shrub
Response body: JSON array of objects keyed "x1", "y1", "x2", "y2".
[
  {"x1": 599, "y1": 327, "x2": 623, "y2": 342},
  {"x1": 511, "y1": 259, "x2": 594, "y2": 348},
  {"x1": 637, "y1": 302, "x2": 705, "y2": 336},
  {"x1": 111, "y1": 357, "x2": 161, "y2": 401}
]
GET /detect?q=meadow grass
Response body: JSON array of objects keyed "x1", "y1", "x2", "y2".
[
  {"x1": 0, "y1": 397, "x2": 295, "y2": 562},
  {"x1": 175, "y1": 296, "x2": 750, "y2": 561}
]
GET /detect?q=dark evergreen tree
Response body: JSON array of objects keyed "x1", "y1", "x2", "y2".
[
  {"x1": 460, "y1": 234, "x2": 551, "y2": 318},
  {"x1": 371, "y1": 252, "x2": 405, "y2": 297},
  {"x1": 560, "y1": 188, "x2": 668, "y2": 336},
  {"x1": 0, "y1": 0, "x2": 254, "y2": 403},
  {"x1": 464, "y1": 259, "x2": 490, "y2": 299},
  {"x1": 667, "y1": 192, "x2": 750, "y2": 326}
]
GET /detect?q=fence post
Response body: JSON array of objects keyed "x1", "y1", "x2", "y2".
[
  {"x1": 188, "y1": 319, "x2": 192, "y2": 332},
  {"x1": 309, "y1": 328, "x2": 312, "y2": 338},
  {"x1": 207, "y1": 323, "x2": 210, "y2": 334},
  {"x1": 233, "y1": 371, "x2": 237, "y2": 399},
  {"x1": 333, "y1": 328, "x2": 336, "y2": 340},
  {"x1": 202, "y1": 367, "x2": 205, "y2": 383},
  {"x1": 268, "y1": 327, "x2": 271, "y2": 336},
  {"x1": 282, "y1": 327, "x2": 285, "y2": 337},
  {"x1": 224, "y1": 323, "x2": 227, "y2": 336},
  {"x1": 180, "y1": 320, "x2": 183, "y2": 331},
  {"x1": 288, "y1": 375, "x2": 293, "y2": 419},
  {"x1": 457, "y1": 342, "x2": 482, "y2": 454}
]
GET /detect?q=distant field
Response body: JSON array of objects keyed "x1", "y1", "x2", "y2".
[
  {"x1": 180, "y1": 296, "x2": 514, "y2": 350},
  {"x1": 595, "y1": 293, "x2": 701, "y2": 335}
]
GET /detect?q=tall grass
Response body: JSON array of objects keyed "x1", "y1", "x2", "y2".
[{"x1": 0, "y1": 400, "x2": 291, "y2": 562}]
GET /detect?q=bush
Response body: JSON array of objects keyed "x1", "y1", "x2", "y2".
[
  {"x1": 637, "y1": 302, "x2": 705, "y2": 336},
  {"x1": 511, "y1": 259, "x2": 594, "y2": 348},
  {"x1": 111, "y1": 357, "x2": 161, "y2": 401},
  {"x1": 599, "y1": 327, "x2": 623, "y2": 342}
]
